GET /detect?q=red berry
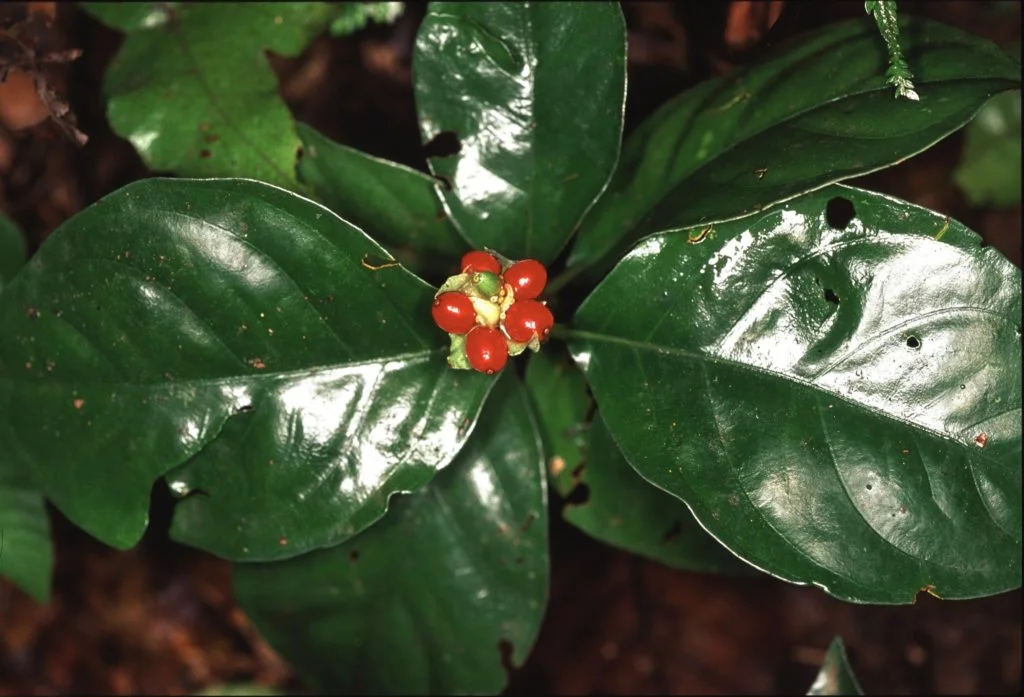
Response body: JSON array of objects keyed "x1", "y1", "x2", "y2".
[
  {"x1": 461, "y1": 250, "x2": 501, "y2": 275},
  {"x1": 432, "y1": 292, "x2": 476, "y2": 334},
  {"x1": 503, "y1": 259, "x2": 547, "y2": 300},
  {"x1": 502, "y1": 299, "x2": 554, "y2": 343},
  {"x1": 465, "y1": 326, "x2": 508, "y2": 374}
]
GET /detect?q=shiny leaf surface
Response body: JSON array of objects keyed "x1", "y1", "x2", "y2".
[
  {"x1": 570, "y1": 185, "x2": 1022, "y2": 603},
  {"x1": 296, "y1": 123, "x2": 467, "y2": 279},
  {"x1": 807, "y1": 637, "x2": 865, "y2": 695},
  {"x1": 523, "y1": 346, "x2": 590, "y2": 498},
  {"x1": 566, "y1": 17, "x2": 1022, "y2": 279},
  {"x1": 568, "y1": 412, "x2": 754, "y2": 574},
  {"x1": 0, "y1": 179, "x2": 494, "y2": 559},
  {"x1": 0, "y1": 211, "x2": 27, "y2": 293},
  {"x1": 413, "y1": 1, "x2": 627, "y2": 263},
  {"x1": 86, "y1": 2, "x2": 335, "y2": 190},
  {"x1": 235, "y1": 373, "x2": 548, "y2": 695}
]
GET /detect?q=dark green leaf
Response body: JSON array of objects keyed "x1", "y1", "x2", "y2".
[
  {"x1": 0, "y1": 428, "x2": 53, "y2": 604},
  {"x1": 522, "y1": 345, "x2": 590, "y2": 497},
  {"x1": 296, "y1": 123, "x2": 467, "y2": 279},
  {"x1": 567, "y1": 412, "x2": 755, "y2": 574},
  {"x1": 85, "y1": 2, "x2": 335, "y2": 190},
  {"x1": 566, "y1": 17, "x2": 1021, "y2": 280},
  {"x1": 329, "y1": 1, "x2": 403, "y2": 36},
  {"x1": 808, "y1": 637, "x2": 865, "y2": 695},
  {"x1": 235, "y1": 372, "x2": 548, "y2": 695},
  {"x1": 0, "y1": 179, "x2": 494, "y2": 559},
  {"x1": 1, "y1": 212, "x2": 28, "y2": 293},
  {"x1": 412, "y1": 1, "x2": 627, "y2": 263},
  {"x1": 954, "y1": 43, "x2": 1022, "y2": 208},
  {"x1": 0, "y1": 213, "x2": 51, "y2": 603},
  {"x1": 569, "y1": 185, "x2": 1021, "y2": 603}
]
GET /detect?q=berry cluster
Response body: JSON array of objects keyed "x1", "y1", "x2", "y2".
[{"x1": 431, "y1": 250, "x2": 554, "y2": 374}]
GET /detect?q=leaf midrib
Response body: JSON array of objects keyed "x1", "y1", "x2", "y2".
[
  {"x1": 168, "y1": 9, "x2": 295, "y2": 184},
  {"x1": 637, "y1": 74, "x2": 1017, "y2": 236},
  {"x1": 566, "y1": 328, "x2": 1015, "y2": 461}
]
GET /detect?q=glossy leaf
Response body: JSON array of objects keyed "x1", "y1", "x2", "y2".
[
  {"x1": 0, "y1": 211, "x2": 27, "y2": 293},
  {"x1": 0, "y1": 178, "x2": 494, "y2": 559},
  {"x1": 413, "y1": 1, "x2": 627, "y2": 263},
  {"x1": 235, "y1": 373, "x2": 548, "y2": 695},
  {"x1": 522, "y1": 346, "x2": 590, "y2": 498},
  {"x1": 807, "y1": 637, "x2": 865, "y2": 695},
  {"x1": 566, "y1": 17, "x2": 1022, "y2": 279},
  {"x1": 296, "y1": 123, "x2": 467, "y2": 279},
  {"x1": 86, "y1": 2, "x2": 335, "y2": 190},
  {"x1": 569, "y1": 185, "x2": 1022, "y2": 603},
  {"x1": 567, "y1": 412, "x2": 754, "y2": 574}
]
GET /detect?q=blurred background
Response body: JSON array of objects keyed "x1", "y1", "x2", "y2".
[{"x1": 1, "y1": 1, "x2": 1020, "y2": 694}]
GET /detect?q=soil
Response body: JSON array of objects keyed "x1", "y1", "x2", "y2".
[{"x1": 1, "y1": 2, "x2": 1020, "y2": 694}]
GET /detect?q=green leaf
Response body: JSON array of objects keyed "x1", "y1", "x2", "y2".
[
  {"x1": 522, "y1": 345, "x2": 590, "y2": 497},
  {"x1": 412, "y1": 1, "x2": 627, "y2": 263},
  {"x1": 1, "y1": 211, "x2": 28, "y2": 293},
  {"x1": 568, "y1": 412, "x2": 755, "y2": 574},
  {"x1": 954, "y1": 44, "x2": 1022, "y2": 208},
  {"x1": 808, "y1": 637, "x2": 865, "y2": 695},
  {"x1": 569, "y1": 185, "x2": 1022, "y2": 603},
  {"x1": 0, "y1": 213, "x2": 51, "y2": 603},
  {"x1": 566, "y1": 17, "x2": 1022, "y2": 281},
  {"x1": 235, "y1": 372, "x2": 548, "y2": 695},
  {"x1": 0, "y1": 178, "x2": 495, "y2": 559},
  {"x1": 296, "y1": 123, "x2": 467, "y2": 278},
  {"x1": 84, "y1": 2, "x2": 335, "y2": 190},
  {"x1": 329, "y1": 1, "x2": 403, "y2": 36},
  {"x1": 0, "y1": 432, "x2": 53, "y2": 604}
]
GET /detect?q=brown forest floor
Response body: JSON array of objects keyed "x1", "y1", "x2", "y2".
[{"x1": 1, "y1": 1, "x2": 1021, "y2": 694}]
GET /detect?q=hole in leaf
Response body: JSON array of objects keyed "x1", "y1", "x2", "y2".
[
  {"x1": 823, "y1": 287, "x2": 840, "y2": 305},
  {"x1": 565, "y1": 482, "x2": 590, "y2": 506},
  {"x1": 825, "y1": 196, "x2": 855, "y2": 229},
  {"x1": 349, "y1": 549, "x2": 359, "y2": 563},
  {"x1": 865, "y1": 484, "x2": 873, "y2": 491},
  {"x1": 661, "y1": 519, "x2": 683, "y2": 544},
  {"x1": 906, "y1": 336, "x2": 921, "y2": 349},
  {"x1": 423, "y1": 130, "x2": 462, "y2": 158}
]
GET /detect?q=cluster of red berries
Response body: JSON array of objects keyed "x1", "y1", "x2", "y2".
[{"x1": 431, "y1": 250, "x2": 554, "y2": 374}]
